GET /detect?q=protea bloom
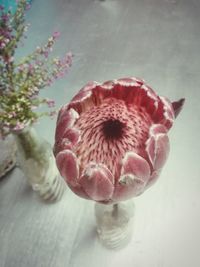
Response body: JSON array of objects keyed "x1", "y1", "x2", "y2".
[{"x1": 54, "y1": 77, "x2": 184, "y2": 203}]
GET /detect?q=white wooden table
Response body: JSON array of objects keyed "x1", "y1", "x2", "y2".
[{"x1": 0, "y1": 0, "x2": 200, "y2": 266}]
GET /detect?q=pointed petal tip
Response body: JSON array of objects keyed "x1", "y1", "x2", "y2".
[{"x1": 172, "y1": 98, "x2": 185, "y2": 118}]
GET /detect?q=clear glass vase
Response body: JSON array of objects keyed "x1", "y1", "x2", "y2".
[
  {"x1": 14, "y1": 126, "x2": 66, "y2": 201},
  {"x1": 0, "y1": 134, "x2": 17, "y2": 179},
  {"x1": 95, "y1": 200, "x2": 135, "y2": 249}
]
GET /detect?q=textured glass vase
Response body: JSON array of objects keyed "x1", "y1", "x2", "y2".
[
  {"x1": 0, "y1": 134, "x2": 17, "y2": 179},
  {"x1": 14, "y1": 126, "x2": 66, "y2": 201},
  {"x1": 95, "y1": 200, "x2": 135, "y2": 249}
]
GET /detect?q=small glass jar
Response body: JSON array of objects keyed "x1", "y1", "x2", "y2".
[
  {"x1": 0, "y1": 134, "x2": 17, "y2": 179},
  {"x1": 95, "y1": 200, "x2": 135, "y2": 249}
]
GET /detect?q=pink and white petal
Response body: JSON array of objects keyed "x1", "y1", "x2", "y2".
[
  {"x1": 113, "y1": 174, "x2": 145, "y2": 202},
  {"x1": 112, "y1": 152, "x2": 151, "y2": 202},
  {"x1": 56, "y1": 150, "x2": 79, "y2": 186},
  {"x1": 117, "y1": 77, "x2": 144, "y2": 87},
  {"x1": 67, "y1": 183, "x2": 91, "y2": 200},
  {"x1": 62, "y1": 127, "x2": 80, "y2": 146},
  {"x1": 154, "y1": 133, "x2": 170, "y2": 170},
  {"x1": 130, "y1": 84, "x2": 159, "y2": 114},
  {"x1": 159, "y1": 96, "x2": 175, "y2": 129},
  {"x1": 172, "y1": 98, "x2": 185, "y2": 118},
  {"x1": 146, "y1": 170, "x2": 161, "y2": 188},
  {"x1": 79, "y1": 163, "x2": 114, "y2": 201},
  {"x1": 80, "y1": 81, "x2": 99, "y2": 93},
  {"x1": 145, "y1": 136, "x2": 156, "y2": 167},
  {"x1": 130, "y1": 77, "x2": 145, "y2": 85},
  {"x1": 56, "y1": 103, "x2": 69, "y2": 125},
  {"x1": 69, "y1": 89, "x2": 97, "y2": 113},
  {"x1": 141, "y1": 84, "x2": 158, "y2": 101},
  {"x1": 146, "y1": 131, "x2": 170, "y2": 170},
  {"x1": 55, "y1": 108, "x2": 79, "y2": 141},
  {"x1": 161, "y1": 96, "x2": 175, "y2": 118},
  {"x1": 113, "y1": 80, "x2": 142, "y2": 105},
  {"x1": 71, "y1": 89, "x2": 92, "y2": 104},
  {"x1": 101, "y1": 80, "x2": 115, "y2": 90},
  {"x1": 53, "y1": 138, "x2": 73, "y2": 156},
  {"x1": 149, "y1": 124, "x2": 167, "y2": 136},
  {"x1": 121, "y1": 151, "x2": 151, "y2": 182},
  {"x1": 146, "y1": 124, "x2": 168, "y2": 167}
]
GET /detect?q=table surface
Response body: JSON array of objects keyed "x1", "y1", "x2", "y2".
[{"x1": 0, "y1": 0, "x2": 200, "y2": 266}]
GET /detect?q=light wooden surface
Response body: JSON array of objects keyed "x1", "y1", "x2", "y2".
[{"x1": 1, "y1": 0, "x2": 200, "y2": 266}]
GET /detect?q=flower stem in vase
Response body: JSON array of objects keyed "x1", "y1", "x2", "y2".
[
  {"x1": 0, "y1": 135, "x2": 17, "y2": 179},
  {"x1": 112, "y1": 203, "x2": 119, "y2": 218},
  {"x1": 14, "y1": 126, "x2": 66, "y2": 202},
  {"x1": 95, "y1": 200, "x2": 135, "y2": 249}
]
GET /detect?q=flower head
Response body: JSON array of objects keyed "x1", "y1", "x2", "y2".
[{"x1": 54, "y1": 77, "x2": 184, "y2": 203}]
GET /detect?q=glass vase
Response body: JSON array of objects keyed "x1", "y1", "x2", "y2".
[
  {"x1": 95, "y1": 200, "x2": 135, "y2": 249},
  {"x1": 14, "y1": 126, "x2": 66, "y2": 201},
  {"x1": 0, "y1": 134, "x2": 17, "y2": 179}
]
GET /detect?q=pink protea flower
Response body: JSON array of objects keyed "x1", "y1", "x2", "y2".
[{"x1": 54, "y1": 77, "x2": 184, "y2": 203}]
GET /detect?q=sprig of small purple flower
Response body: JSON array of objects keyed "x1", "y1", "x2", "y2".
[{"x1": 0, "y1": 0, "x2": 72, "y2": 138}]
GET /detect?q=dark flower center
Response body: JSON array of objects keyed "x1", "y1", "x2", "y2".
[
  {"x1": 102, "y1": 119, "x2": 124, "y2": 140},
  {"x1": 74, "y1": 98, "x2": 152, "y2": 178}
]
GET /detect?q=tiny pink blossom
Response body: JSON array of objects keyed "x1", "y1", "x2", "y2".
[
  {"x1": 47, "y1": 79, "x2": 53, "y2": 86},
  {"x1": 28, "y1": 64, "x2": 34, "y2": 73},
  {"x1": 45, "y1": 98, "x2": 55, "y2": 108},
  {"x1": 65, "y1": 52, "x2": 73, "y2": 65},
  {"x1": 13, "y1": 122, "x2": 25, "y2": 131},
  {"x1": 53, "y1": 31, "x2": 60, "y2": 39},
  {"x1": 44, "y1": 51, "x2": 49, "y2": 58},
  {"x1": 8, "y1": 111, "x2": 16, "y2": 118},
  {"x1": 26, "y1": 4, "x2": 31, "y2": 10}
]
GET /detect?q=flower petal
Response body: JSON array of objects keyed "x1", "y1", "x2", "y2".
[
  {"x1": 101, "y1": 80, "x2": 115, "y2": 90},
  {"x1": 146, "y1": 124, "x2": 170, "y2": 170},
  {"x1": 116, "y1": 77, "x2": 144, "y2": 87},
  {"x1": 121, "y1": 151, "x2": 151, "y2": 180},
  {"x1": 154, "y1": 134, "x2": 170, "y2": 170},
  {"x1": 71, "y1": 90, "x2": 92, "y2": 104},
  {"x1": 56, "y1": 150, "x2": 79, "y2": 186},
  {"x1": 149, "y1": 123, "x2": 167, "y2": 136},
  {"x1": 53, "y1": 138, "x2": 72, "y2": 156},
  {"x1": 56, "y1": 103, "x2": 68, "y2": 124},
  {"x1": 146, "y1": 170, "x2": 161, "y2": 188},
  {"x1": 69, "y1": 82, "x2": 100, "y2": 113},
  {"x1": 113, "y1": 152, "x2": 151, "y2": 201},
  {"x1": 79, "y1": 162, "x2": 114, "y2": 201},
  {"x1": 113, "y1": 174, "x2": 145, "y2": 201},
  {"x1": 80, "y1": 81, "x2": 99, "y2": 93},
  {"x1": 160, "y1": 96, "x2": 175, "y2": 129},
  {"x1": 145, "y1": 136, "x2": 156, "y2": 166},
  {"x1": 62, "y1": 127, "x2": 80, "y2": 146},
  {"x1": 55, "y1": 108, "x2": 79, "y2": 141},
  {"x1": 67, "y1": 183, "x2": 91, "y2": 200}
]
